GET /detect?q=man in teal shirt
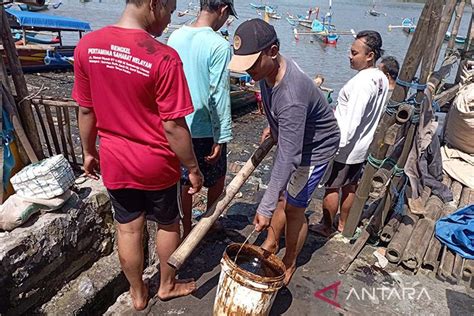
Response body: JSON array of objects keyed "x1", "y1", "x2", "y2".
[{"x1": 168, "y1": 0, "x2": 236, "y2": 237}]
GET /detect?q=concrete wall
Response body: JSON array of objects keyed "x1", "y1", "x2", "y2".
[{"x1": 0, "y1": 180, "x2": 113, "y2": 315}]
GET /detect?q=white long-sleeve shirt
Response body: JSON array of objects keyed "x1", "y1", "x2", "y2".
[{"x1": 335, "y1": 67, "x2": 389, "y2": 164}]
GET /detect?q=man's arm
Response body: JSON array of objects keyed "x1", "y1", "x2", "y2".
[
  {"x1": 206, "y1": 44, "x2": 232, "y2": 164},
  {"x1": 163, "y1": 117, "x2": 202, "y2": 194},
  {"x1": 255, "y1": 103, "x2": 307, "y2": 230},
  {"x1": 78, "y1": 106, "x2": 99, "y2": 180}
]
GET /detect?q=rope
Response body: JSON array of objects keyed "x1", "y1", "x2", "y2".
[
  {"x1": 393, "y1": 176, "x2": 408, "y2": 215},
  {"x1": 396, "y1": 78, "x2": 427, "y2": 91}
]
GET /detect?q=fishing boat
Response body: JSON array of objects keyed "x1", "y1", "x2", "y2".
[
  {"x1": 402, "y1": 18, "x2": 416, "y2": 34},
  {"x1": 2, "y1": 9, "x2": 91, "y2": 73},
  {"x1": 250, "y1": 3, "x2": 276, "y2": 10},
  {"x1": 444, "y1": 31, "x2": 466, "y2": 44},
  {"x1": 265, "y1": 6, "x2": 281, "y2": 20},
  {"x1": 300, "y1": 19, "x2": 339, "y2": 45},
  {"x1": 368, "y1": 9, "x2": 381, "y2": 17}
]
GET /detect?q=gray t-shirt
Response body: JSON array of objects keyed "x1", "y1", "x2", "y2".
[{"x1": 257, "y1": 56, "x2": 340, "y2": 217}]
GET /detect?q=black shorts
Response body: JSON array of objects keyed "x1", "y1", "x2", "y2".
[
  {"x1": 108, "y1": 183, "x2": 181, "y2": 225},
  {"x1": 324, "y1": 161, "x2": 365, "y2": 189},
  {"x1": 181, "y1": 138, "x2": 227, "y2": 188}
]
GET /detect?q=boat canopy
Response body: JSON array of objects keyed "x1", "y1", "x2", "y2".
[{"x1": 5, "y1": 9, "x2": 91, "y2": 32}]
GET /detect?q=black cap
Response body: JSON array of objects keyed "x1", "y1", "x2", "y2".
[
  {"x1": 203, "y1": 0, "x2": 238, "y2": 18},
  {"x1": 228, "y1": 19, "x2": 278, "y2": 72}
]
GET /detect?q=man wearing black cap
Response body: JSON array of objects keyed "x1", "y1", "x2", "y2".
[
  {"x1": 168, "y1": 0, "x2": 237, "y2": 238},
  {"x1": 229, "y1": 19, "x2": 340, "y2": 285}
]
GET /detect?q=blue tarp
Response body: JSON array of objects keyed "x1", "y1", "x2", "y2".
[
  {"x1": 435, "y1": 205, "x2": 474, "y2": 259},
  {"x1": 6, "y1": 9, "x2": 91, "y2": 32}
]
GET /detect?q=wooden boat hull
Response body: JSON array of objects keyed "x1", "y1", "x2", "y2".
[{"x1": 2, "y1": 45, "x2": 75, "y2": 73}]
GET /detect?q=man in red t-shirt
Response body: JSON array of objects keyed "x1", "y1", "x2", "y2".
[{"x1": 72, "y1": 0, "x2": 202, "y2": 310}]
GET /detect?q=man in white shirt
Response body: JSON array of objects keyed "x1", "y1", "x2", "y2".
[{"x1": 311, "y1": 30, "x2": 389, "y2": 237}]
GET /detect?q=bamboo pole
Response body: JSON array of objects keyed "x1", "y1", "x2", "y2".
[
  {"x1": 386, "y1": 212, "x2": 419, "y2": 264},
  {"x1": 401, "y1": 218, "x2": 431, "y2": 270},
  {"x1": 0, "y1": 7, "x2": 43, "y2": 160},
  {"x1": 32, "y1": 103, "x2": 53, "y2": 156},
  {"x1": 432, "y1": 0, "x2": 458, "y2": 73},
  {"x1": 422, "y1": 202, "x2": 457, "y2": 272},
  {"x1": 459, "y1": 186, "x2": 474, "y2": 209},
  {"x1": 463, "y1": 260, "x2": 474, "y2": 280},
  {"x1": 438, "y1": 248, "x2": 456, "y2": 282},
  {"x1": 30, "y1": 98, "x2": 78, "y2": 108},
  {"x1": 451, "y1": 180, "x2": 463, "y2": 207},
  {"x1": 168, "y1": 138, "x2": 276, "y2": 270},
  {"x1": 402, "y1": 195, "x2": 443, "y2": 270},
  {"x1": 434, "y1": 85, "x2": 460, "y2": 107},
  {"x1": 343, "y1": 0, "x2": 436, "y2": 237},
  {"x1": 55, "y1": 106, "x2": 69, "y2": 161},
  {"x1": 391, "y1": 0, "x2": 435, "y2": 102},
  {"x1": 447, "y1": 0, "x2": 467, "y2": 51},
  {"x1": 452, "y1": 254, "x2": 464, "y2": 282},
  {"x1": 44, "y1": 105, "x2": 61, "y2": 154},
  {"x1": 63, "y1": 107, "x2": 77, "y2": 165},
  {"x1": 455, "y1": 4, "x2": 473, "y2": 83}
]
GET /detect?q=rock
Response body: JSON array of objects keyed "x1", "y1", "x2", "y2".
[
  {"x1": 0, "y1": 180, "x2": 114, "y2": 315},
  {"x1": 40, "y1": 251, "x2": 127, "y2": 315}
]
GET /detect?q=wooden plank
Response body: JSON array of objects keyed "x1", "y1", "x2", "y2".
[
  {"x1": 32, "y1": 103, "x2": 53, "y2": 156},
  {"x1": 43, "y1": 104, "x2": 61, "y2": 154},
  {"x1": 55, "y1": 106, "x2": 69, "y2": 160},
  {"x1": 63, "y1": 107, "x2": 77, "y2": 165},
  {"x1": 74, "y1": 106, "x2": 83, "y2": 162},
  {"x1": 452, "y1": 254, "x2": 464, "y2": 282},
  {"x1": 30, "y1": 99, "x2": 78, "y2": 108}
]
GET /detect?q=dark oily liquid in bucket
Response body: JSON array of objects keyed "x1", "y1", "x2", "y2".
[{"x1": 232, "y1": 254, "x2": 281, "y2": 278}]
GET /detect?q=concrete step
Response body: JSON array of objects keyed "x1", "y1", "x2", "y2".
[{"x1": 40, "y1": 250, "x2": 127, "y2": 315}]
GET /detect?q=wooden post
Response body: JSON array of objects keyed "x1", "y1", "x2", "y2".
[
  {"x1": 455, "y1": 6, "x2": 473, "y2": 83},
  {"x1": 447, "y1": 0, "x2": 467, "y2": 51},
  {"x1": 0, "y1": 6, "x2": 44, "y2": 160},
  {"x1": 391, "y1": 0, "x2": 435, "y2": 102},
  {"x1": 432, "y1": 0, "x2": 458, "y2": 71}
]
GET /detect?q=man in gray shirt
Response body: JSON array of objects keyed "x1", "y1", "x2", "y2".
[{"x1": 229, "y1": 19, "x2": 340, "y2": 285}]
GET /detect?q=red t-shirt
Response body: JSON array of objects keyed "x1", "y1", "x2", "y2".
[{"x1": 72, "y1": 26, "x2": 194, "y2": 190}]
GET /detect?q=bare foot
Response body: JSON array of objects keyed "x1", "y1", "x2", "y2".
[
  {"x1": 283, "y1": 265, "x2": 297, "y2": 286},
  {"x1": 261, "y1": 240, "x2": 279, "y2": 254},
  {"x1": 156, "y1": 278, "x2": 196, "y2": 301},
  {"x1": 130, "y1": 281, "x2": 149, "y2": 311},
  {"x1": 309, "y1": 223, "x2": 336, "y2": 238}
]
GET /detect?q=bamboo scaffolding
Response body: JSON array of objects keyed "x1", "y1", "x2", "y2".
[{"x1": 343, "y1": 0, "x2": 439, "y2": 237}]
